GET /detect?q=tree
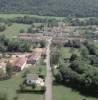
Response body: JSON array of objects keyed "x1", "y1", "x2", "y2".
[
  {"x1": 0, "y1": 92, "x2": 8, "y2": 100},
  {"x1": 38, "y1": 67, "x2": 42, "y2": 74},
  {"x1": 7, "y1": 22, "x2": 12, "y2": 27},
  {"x1": 0, "y1": 68, "x2": 4, "y2": 77},
  {"x1": 20, "y1": 29, "x2": 25, "y2": 33},
  {"x1": 70, "y1": 54, "x2": 78, "y2": 62},
  {"x1": 85, "y1": 42, "x2": 96, "y2": 55},
  {"x1": 6, "y1": 61, "x2": 13, "y2": 77},
  {"x1": 20, "y1": 84, "x2": 26, "y2": 91},
  {"x1": 38, "y1": 24, "x2": 44, "y2": 30},
  {"x1": 50, "y1": 49, "x2": 60, "y2": 65},
  {"x1": 22, "y1": 69, "x2": 30, "y2": 78},
  {"x1": 40, "y1": 40, "x2": 46, "y2": 48},
  {"x1": 89, "y1": 55, "x2": 98, "y2": 66},
  {"x1": 80, "y1": 46, "x2": 89, "y2": 58},
  {"x1": 31, "y1": 23, "x2": 35, "y2": 28},
  {"x1": 55, "y1": 72, "x2": 63, "y2": 83},
  {"x1": 13, "y1": 96, "x2": 19, "y2": 100},
  {"x1": 32, "y1": 83, "x2": 36, "y2": 89},
  {"x1": 27, "y1": 27, "x2": 32, "y2": 33},
  {"x1": 41, "y1": 86, "x2": 46, "y2": 92},
  {"x1": 0, "y1": 25, "x2": 6, "y2": 32}
]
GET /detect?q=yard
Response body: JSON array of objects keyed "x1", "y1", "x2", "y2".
[
  {"x1": 0, "y1": 59, "x2": 46, "y2": 100},
  {"x1": 53, "y1": 85, "x2": 98, "y2": 100},
  {"x1": 0, "y1": 74, "x2": 44, "y2": 100},
  {"x1": 0, "y1": 23, "x2": 30, "y2": 38}
]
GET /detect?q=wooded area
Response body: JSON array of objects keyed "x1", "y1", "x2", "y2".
[{"x1": 0, "y1": 0, "x2": 98, "y2": 17}]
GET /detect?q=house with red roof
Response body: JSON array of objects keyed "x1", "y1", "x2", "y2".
[{"x1": 14, "y1": 57, "x2": 27, "y2": 71}]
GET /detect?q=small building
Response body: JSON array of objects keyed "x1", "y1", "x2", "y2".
[
  {"x1": 14, "y1": 57, "x2": 27, "y2": 71},
  {"x1": 0, "y1": 62, "x2": 6, "y2": 73},
  {"x1": 18, "y1": 33, "x2": 48, "y2": 42},
  {"x1": 26, "y1": 74, "x2": 44, "y2": 86},
  {"x1": 27, "y1": 52, "x2": 41, "y2": 64},
  {"x1": 52, "y1": 36, "x2": 67, "y2": 44}
]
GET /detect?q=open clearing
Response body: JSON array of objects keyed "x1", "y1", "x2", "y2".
[
  {"x1": 0, "y1": 14, "x2": 64, "y2": 20},
  {"x1": 53, "y1": 85, "x2": 97, "y2": 100},
  {"x1": 60, "y1": 47, "x2": 80, "y2": 59},
  {"x1": 0, "y1": 23, "x2": 30, "y2": 38}
]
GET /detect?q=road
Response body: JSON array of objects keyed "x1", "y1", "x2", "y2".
[{"x1": 45, "y1": 38, "x2": 52, "y2": 100}]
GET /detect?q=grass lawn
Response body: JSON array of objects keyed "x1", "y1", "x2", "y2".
[
  {"x1": 60, "y1": 47, "x2": 80, "y2": 59},
  {"x1": 0, "y1": 14, "x2": 64, "y2": 20},
  {"x1": 0, "y1": 74, "x2": 23, "y2": 100},
  {"x1": 28, "y1": 59, "x2": 46, "y2": 76},
  {"x1": 0, "y1": 23, "x2": 30, "y2": 38},
  {"x1": 0, "y1": 61, "x2": 46, "y2": 100},
  {"x1": 53, "y1": 85, "x2": 98, "y2": 100},
  {"x1": 0, "y1": 73, "x2": 44, "y2": 100}
]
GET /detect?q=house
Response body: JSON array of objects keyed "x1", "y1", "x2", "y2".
[
  {"x1": 18, "y1": 33, "x2": 48, "y2": 42},
  {"x1": 0, "y1": 61, "x2": 6, "y2": 73},
  {"x1": 13, "y1": 57, "x2": 27, "y2": 71},
  {"x1": 67, "y1": 37, "x2": 86, "y2": 43},
  {"x1": 52, "y1": 36, "x2": 67, "y2": 44},
  {"x1": 26, "y1": 74, "x2": 44, "y2": 86},
  {"x1": 27, "y1": 52, "x2": 41, "y2": 64}
]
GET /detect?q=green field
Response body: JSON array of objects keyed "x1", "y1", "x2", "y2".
[
  {"x1": 60, "y1": 47, "x2": 80, "y2": 59},
  {"x1": 0, "y1": 23, "x2": 30, "y2": 38},
  {"x1": 0, "y1": 74, "x2": 44, "y2": 100},
  {"x1": 53, "y1": 85, "x2": 97, "y2": 100},
  {"x1": 0, "y1": 14, "x2": 63, "y2": 20}
]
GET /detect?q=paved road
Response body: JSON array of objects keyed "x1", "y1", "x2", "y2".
[{"x1": 45, "y1": 38, "x2": 52, "y2": 100}]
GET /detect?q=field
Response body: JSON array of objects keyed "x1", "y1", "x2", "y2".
[
  {"x1": 60, "y1": 47, "x2": 80, "y2": 59},
  {"x1": 0, "y1": 74, "x2": 44, "y2": 100},
  {"x1": 53, "y1": 85, "x2": 97, "y2": 100},
  {"x1": 0, "y1": 60, "x2": 46, "y2": 100},
  {"x1": 0, "y1": 23, "x2": 30, "y2": 38},
  {"x1": 0, "y1": 14, "x2": 63, "y2": 20}
]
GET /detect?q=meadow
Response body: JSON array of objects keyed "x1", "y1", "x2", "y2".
[
  {"x1": 0, "y1": 14, "x2": 64, "y2": 20},
  {"x1": 53, "y1": 85, "x2": 97, "y2": 100},
  {"x1": 0, "y1": 23, "x2": 30, "y2": 38}
]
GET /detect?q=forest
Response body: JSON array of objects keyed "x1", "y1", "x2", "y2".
[{"x1": 1, "y1": 0, "x2": 98, "y2": 17}]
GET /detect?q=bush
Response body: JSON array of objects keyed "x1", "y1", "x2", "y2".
[
  {"x1": 0, "y1": 25, "x2": 6, "y2": 32},
  {"x1": 0, "y1": 92, "x2": 8, "y2": 100},
  {"x1": 19, "y1": 84, "x2": 26, "y2": 91}
]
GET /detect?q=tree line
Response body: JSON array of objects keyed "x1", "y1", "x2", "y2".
[
  {"x1": 0, "y1": 16, "x2": 58, "y2": 25},
  {"x1": 1, "y1": 0, "x2": 98, "y2": 17},
  {"x1": 69, "y1": 18, "x2": 98, "y2": 26},
  {"x1": 0, "y1": 35, "x2": 31, "y2": 52},
  {"x1": 51, "y1": 41, "x2": 98, "y2": 96}
]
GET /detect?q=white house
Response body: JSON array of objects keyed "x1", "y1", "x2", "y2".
[{"x1": 26, "y1": 74, "x2": 45, "y2": 86}]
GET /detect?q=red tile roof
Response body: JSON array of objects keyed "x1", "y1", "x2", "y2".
[{"x1": 15, "y1": 57, "x2": 27, "y2": 68}]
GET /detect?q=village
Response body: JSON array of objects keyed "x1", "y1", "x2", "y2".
[
  {"x1": 0, "y1": 21, "x2": 98, "y2": 100},
  {"x1": 0, "y1": 22, "x2": 98, "y2": 83}
]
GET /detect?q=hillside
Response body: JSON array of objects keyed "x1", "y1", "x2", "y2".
[{"x1": 0, "y1": 0, "x2": 98, "y2": 17}]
